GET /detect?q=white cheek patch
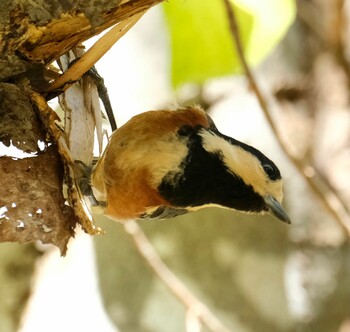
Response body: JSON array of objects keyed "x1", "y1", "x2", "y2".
[{"x1": 199, "y1": 130, "x2": 283, "y2": 200}]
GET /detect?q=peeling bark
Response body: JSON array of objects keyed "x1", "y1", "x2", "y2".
[
  {"x1": 0, "y1": 0, "x2": 162, "y2": 82},
  {"x1": 0, "y1": 83, "x2": 77, "y2": 255}
]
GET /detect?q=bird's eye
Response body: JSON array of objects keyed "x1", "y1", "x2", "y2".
[{"x1": 263, "y1": 164, "x2": 276, "y2": 179}]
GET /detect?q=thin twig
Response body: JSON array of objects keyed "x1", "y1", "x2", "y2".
[
  {"x1": 222, "y1": 0, "x2": 350, "y2": 236},
  {"x1": 46, "y1": 12, "x2": 144, "y2": 94},
  {"x1": 124, "y1": 220, "x2": 231, "y2": 332},
  {"x1": 85, "y1": 66, "x2": 118, "y2": 131},
  {"x1": 332, "y1": 0, "x2": 350, "y2": 99}
]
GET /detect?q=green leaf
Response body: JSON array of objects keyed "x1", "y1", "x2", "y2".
[
  {"x1": 163, "y1": 0, "x2": 296, "y2": 88},
  {"x1": 234, "y1": 0, "x2": 296, "y2": 64}
]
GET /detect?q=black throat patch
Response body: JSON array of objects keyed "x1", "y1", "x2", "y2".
[{"x1": 158, "y1": 126, "x2": 266, "y2": 214}]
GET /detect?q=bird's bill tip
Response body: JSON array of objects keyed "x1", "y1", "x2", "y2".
[{"x1": 264, "y1": 195, "x2": 291, "y2": 224}]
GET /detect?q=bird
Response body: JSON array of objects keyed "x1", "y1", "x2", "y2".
[{"x1": 91, "y1": 106, "x2": 290, "y2": 224}]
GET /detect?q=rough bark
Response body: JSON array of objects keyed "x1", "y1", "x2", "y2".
[
  {"x1": 0, "y1": 83, "x2": 77, "y2": 255},
  {"x1": 0, "y1": 0, "x2": 161, "y2": 83}
]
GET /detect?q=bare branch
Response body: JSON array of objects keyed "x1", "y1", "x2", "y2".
[
  {"x1": 124, "y1": 220, "x2": 231, "y2": 332},
  {"x1": 332, "y1": 0, "x2": 350, "y2": 96},
  {"x1": 222, "y1": 0, "x2": 350, "y2": 236},
  {"x1": 46, "y1": 12, "x2": 144, "y2": 93}
]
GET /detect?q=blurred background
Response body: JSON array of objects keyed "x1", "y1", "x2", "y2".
[{"x1": 1, "y1": 0, "x2": 350, "y2": 331}]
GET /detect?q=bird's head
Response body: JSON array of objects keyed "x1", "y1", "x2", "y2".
[
  {"x1": 156, "y1": 114, "x2": 290, "y2": 223},
  {"x1": 92, "y1": 106, "x2": 290, "y2": 223}
]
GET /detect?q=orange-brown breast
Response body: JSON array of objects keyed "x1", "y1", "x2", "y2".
[{"x1": 104, "y1": 166, "x2": 170, "y2": 220}]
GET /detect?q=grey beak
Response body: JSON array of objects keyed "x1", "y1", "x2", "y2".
[{"x1": 264, "y1": 195, "x2": 291, "y2": 224}]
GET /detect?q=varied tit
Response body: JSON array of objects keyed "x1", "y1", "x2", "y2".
[{"x1": 91, "y1": 106, "x2": 290, "y2": 224}]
